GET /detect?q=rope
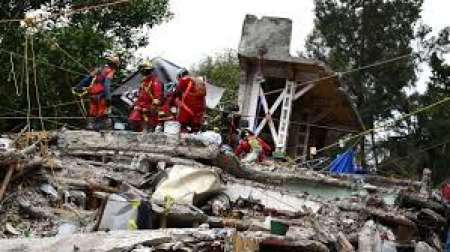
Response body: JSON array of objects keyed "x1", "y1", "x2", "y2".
[
  {"x1": 0, "y1": 99, "x2": 85, "y2": 117},
  {"x1": 0, "y1": 48, "x2": 86, "y2": 76},
  {"x1": 0, "y1": 48, "x2": 89, "y2": 118},
  {"x1": 0, "y1": 116, "x2": 114, "y2": 119},
  {"x1": 24, "y1": 34, "x2": 31, "y2": 134},
  {"x1": 8, "y1": 52, "x2": 21, "y2": 96},
  {"x1": 0, "y1": 18, "x2": 22, "y2": 24},
  {"x1": 263, "y1": 54, "x2": 412, "y2": 96},
  {"x1": 237, "y1": 114, "x2": 359, "y2": 133},
  {"x1": 41, "y1": 32, "x2": 90, "y2": 72},
  {"x1": 380, "y1": 138, "x2": 450, "y2": 167},
  {"x1": 68, "y1": 0, "x2": 130, "y2": 15},
  {"x1": 31, "y1": 35, "x2": 46, "y2": 131},
  {"x1": 295, "y1": 96, "x2": 450, "y2": 161},
  {"x1": 1, "y1": 106, "x2": 79, "y2": 129},
  {"x1": 0, "y1": 0, "x2": 131, "y2": 24}
]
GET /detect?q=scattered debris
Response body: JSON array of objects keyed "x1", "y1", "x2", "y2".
[{"x1": 0, "y1": 129, "x2": 448, "y2": 251}]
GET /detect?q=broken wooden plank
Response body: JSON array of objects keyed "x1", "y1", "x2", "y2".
[
  {"x1": 0, "y1": 163, "x2": 15, "y2": 201},
  {"x1": 338, "y1": 202, "x2": 417, "y2": 228},
  {"x1": 337, "y1": 232, "x2": 355, "y2": 252},
  {"x1": 17, "y1": 198, "x2": 55, "y2": 219},
  {"x1": 214, "y1": 151, "x2": 353, "y2": 188},
  {"x1": 11, "y1": 157, "x2": 46, "y2": 182},
  {"x1": 260, "y1": 238, "x2": 330, "y2": 252},
  {"x1": 396, "y1": 191, "x2": 445, "y2": 214}
]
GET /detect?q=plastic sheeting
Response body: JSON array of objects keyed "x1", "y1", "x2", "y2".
[
  {"x1": 329, "y1": 149, "x2": 360, "y2": 174},
  {"x1": 205, "y1": 82, "x2": 225, "y2": 109},
  {"x1": 447, "y1": 229, "x2": 450, "y2": 252},
  {"x1": 152, "y1": 165, "x2": 224, "y2": 205},
  {"x1": 114, "y1": 57, "x2": 225, "y2": 109}
]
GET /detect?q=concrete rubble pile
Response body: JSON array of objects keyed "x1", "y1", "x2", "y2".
[{"x1": 0, "y1": 129, "x2": 448, "y2": 252}]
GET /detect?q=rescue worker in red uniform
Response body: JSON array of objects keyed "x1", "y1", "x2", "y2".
[
  {"x1": 74, "y1": 55, "x2": 119, "y2": 130},
  {"x1": 173, "y1": 69, "x2": 206, "y2": 132},
  {"x1": 128, "y1": 61, "x2": 163, "y2": 132},
  {"x1": 235, "y1": 130, "x2": 271, "y2": 163}
]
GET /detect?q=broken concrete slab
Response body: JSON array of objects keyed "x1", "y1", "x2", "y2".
[
  {"x1": 57, "y1": 130, "x2": 219, "y2": 160},
  {"x1": 358, "y1": 220, "x2": 382, "y2": 252},
  {"x1": 152, "y1": 165, "x2": 224, "y2": 205},
  {"x1": 239, "y1": 15, "x2": 292, "y2": 59},
  {"x1": 0, "y1": 228, "x2": 234, "y2": 252},
  {"x1": 414, "y1": 241, "x2": 437, "y2": 252},
  {"x1": 225, "y1": 181, "x2": 322, "y2": 213}
]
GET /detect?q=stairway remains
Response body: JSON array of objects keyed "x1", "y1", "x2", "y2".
[{"x1": 275, "y1": 81, "x2": 295, "y2": 154}]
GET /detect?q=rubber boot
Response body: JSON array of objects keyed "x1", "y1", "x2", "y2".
[
  {"x1": 86, "y1": 118, "x2": 95, "y2": 130},
  {"x1": 93, "y1": 118, "x2": 101, "y2": 131},
  {"x1": 104, "y1": 117, "x2": 113, "y2": 130}
]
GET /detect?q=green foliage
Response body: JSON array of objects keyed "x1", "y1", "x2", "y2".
[
  {"x1": 191, "y1": 49, "x2": 240, "y2": 129},
  {"x1": 416, "y1": 27, "x2": 450, "y2": 183},
  {"x1": 0, "y1": 0, "x2": 171, "y2": 132},
  {"x1": 305, "y1": 0, "x2": 423, "y2": 125},
  {"x1": 379, "y1": 27, "x2": 450, "y2": 184},
  {"x1": 192, "y1": 49, "x2": 240, "y2": 107}
]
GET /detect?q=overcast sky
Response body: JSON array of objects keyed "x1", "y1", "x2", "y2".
[{"x1": 138, "y1": 0, "x2": 449, "y2": 92}]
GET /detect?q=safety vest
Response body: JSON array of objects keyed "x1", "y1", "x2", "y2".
[{"x1": 89, "y1": 65, "x2": 114, "y2": 96}]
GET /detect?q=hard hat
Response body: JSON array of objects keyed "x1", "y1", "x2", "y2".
[
  {"x1": 105, "y1": 55, "x2": 120, "y2": 66},
  {"x1": 177, "y1": 68, "x2": 189, "y2": 79},
  {"x1": 140, "y1": 60, "x2": 154, "y2": 70}
]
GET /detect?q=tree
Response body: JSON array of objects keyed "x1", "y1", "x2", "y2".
[
  {"x1": 377, "y1": 27, "x2": 450, "y2": 183},
  {"x1": 305, "y1": 0, "x2": 423, "y2": 168},
  {"x1": 192, "y1": 49, "x2": 240, "y2": 107},
  {"x1": 191, "y1": 49, "x2": 240, "y2": 130},
  {"x1": 0, "y1": 0, "x2": 171, "y2": 132},
  {"x1": 414, "y1": 27, "x2": 450, "y2": 183}
]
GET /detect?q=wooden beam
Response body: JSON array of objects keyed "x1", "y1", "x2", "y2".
[
  {"x1": 247, "y1": 74, "x2": 263, "y2": 130},
  {"x1": 0, "y1": 163, "x2": 15, "y2": 201},
  {"x1": 254, "y1": 89, "x2": 285, "y2": 136},
  {"x1": 255, "y1": 88, "x2": 279, "y2": 143},
  {"x1": 294, "y1": 83, "x2": 316, "y2": 100}
]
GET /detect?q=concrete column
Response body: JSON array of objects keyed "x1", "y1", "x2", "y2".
[{"x1": 247, "y1": 73, "x2": 262, "y2": 131}]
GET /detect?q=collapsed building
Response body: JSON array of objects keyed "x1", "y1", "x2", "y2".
[
  {"x1": 237, "y1": 15, "x2": 364, "y2": 159},
  {"x1": 0, "y1": 15, "x2": 448, "y2": 252}
]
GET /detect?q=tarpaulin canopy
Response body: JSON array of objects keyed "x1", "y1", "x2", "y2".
[
  {"x1": 328, "y1": 149, "x2": 360, "y2": 174},
  {"x1": 113, "y1": 57, "x2": 225, "y2": 109}
]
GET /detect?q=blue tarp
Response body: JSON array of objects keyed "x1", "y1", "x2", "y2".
[
  {"x1": 447, "y1": 228, "x2": 450, "y2": 252},
  {"x1": 329, "y1": 149, "x2": 361, "y2": 174}
]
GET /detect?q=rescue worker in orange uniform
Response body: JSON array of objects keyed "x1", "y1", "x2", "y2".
[
  {"x1": 173, "y1": 69, "x2": 206, "y2": 132},
  {"x1": 235, "y1": 130, "x2": 271, "y2": 163},
  {"x1": 73, "y1": 55, "x2": 119, "y2": 130},
  {"x1": 128, "y1": 61, "x2": 163, "y2": 132}
]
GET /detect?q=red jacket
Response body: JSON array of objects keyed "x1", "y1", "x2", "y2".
[
  {"x1": 176, "y1": 76, "x2": 206, "y2": 114},
  {"x1": 89, "y1": 65, "x2": 115, "y2": 97},
  {"x1": 442, "y1": 182, "x2": 450, "y2": 202},
  {"x1": 135, "y1": 74, "x2": 163, "y2": 111},
  {"x1": 235, "y1": 136, "x2": 271, "y2": 159}
]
